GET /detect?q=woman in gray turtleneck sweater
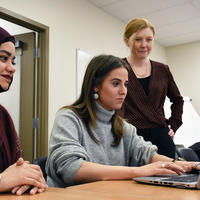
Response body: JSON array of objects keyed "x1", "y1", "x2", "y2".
[{"x1": 46, "y1": 55, "x2": 197, "y2": 188}]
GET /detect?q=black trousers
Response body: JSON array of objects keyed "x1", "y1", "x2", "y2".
[{"x1": 137, "y1": 127, "x2": 176, "y2": 159}]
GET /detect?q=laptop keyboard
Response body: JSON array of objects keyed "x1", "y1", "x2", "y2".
[{"x1": 162, "y1": 174, "x2": 198, "y2": 183}]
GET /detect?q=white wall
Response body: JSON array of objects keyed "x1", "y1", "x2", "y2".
[
  {"x1": 150, "y1": 41, "x2": 167, "y2": 63},
  {"x1": 167, "y1": 41, "x2": 200, "y2": 115},
  {"x1": 0, "y1": 0, "x2": 167, "y2": 137}
]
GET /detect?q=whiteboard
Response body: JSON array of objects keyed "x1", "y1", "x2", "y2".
[
  {"x1": 164, "y1": 97, "x2": 200, "y2": 147},
  {"x1": 76, "y1": 49, "x2": 94, "y2": 98}
]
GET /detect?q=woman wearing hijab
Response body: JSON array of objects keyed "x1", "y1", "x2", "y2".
[{"x1": 0, "y1": 26, "x2": 47, "y2": 195}]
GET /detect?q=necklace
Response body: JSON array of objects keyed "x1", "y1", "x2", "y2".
[{"x1": 132, "y1": 62, "x2": 148, "y2": 78}]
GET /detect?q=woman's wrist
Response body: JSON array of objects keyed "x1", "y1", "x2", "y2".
[
  {"x1": 0, "y1": 173, "x2": 5, "y2": 192},
  {"x1": 171, "y1": 157, "x2": 185, "y2": 163},
  {"x1": 0, "y1": 172, "x2": 11, "y2": 192}
]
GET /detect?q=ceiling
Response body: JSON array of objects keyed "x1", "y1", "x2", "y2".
[{"x1": 87, "y1": 0, "x2": 200, "y2": 47}]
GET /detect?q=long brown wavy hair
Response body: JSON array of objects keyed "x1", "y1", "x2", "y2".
[{"x1": 62, "y1": 54, "x2": 129, "y2": 146}]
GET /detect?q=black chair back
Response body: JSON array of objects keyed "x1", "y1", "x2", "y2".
[
  {"x1": 176, "y1": 148, "x2": 200, "y2": 162},
  {"x1": 189, "y1": 142, "x2": 200, "y2": 160}
]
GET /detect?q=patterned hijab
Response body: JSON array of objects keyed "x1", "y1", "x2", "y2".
[{"x1": 0, "y1": 27, "x2": 15, "y2": 93}]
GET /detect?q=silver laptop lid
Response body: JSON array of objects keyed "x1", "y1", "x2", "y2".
[{"x1": 133, "y1": 173, "x2": 200, "y2": 189}]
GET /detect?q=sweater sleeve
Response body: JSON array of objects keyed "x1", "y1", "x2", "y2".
[
  {"x1": 46, "y1": 109, "x2": 90, "y2": 187},
  {"x1": 123, "y1": 121, "x2": 158, "y2": 166},
  {"x1": 165, "y1": 65, "x2": 183, "y2": 132}
]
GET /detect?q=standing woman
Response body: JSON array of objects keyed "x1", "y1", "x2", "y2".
[
  {"x1": 0, "y1": 26, "x2": 47, "y2": 195},
  {"x1": 122, "y1": 18, "x2": 183, "y2": 159}
]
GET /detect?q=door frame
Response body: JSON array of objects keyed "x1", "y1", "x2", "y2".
[{"x1": 0, "y1": 7, "x2": 49, "y2": 158}]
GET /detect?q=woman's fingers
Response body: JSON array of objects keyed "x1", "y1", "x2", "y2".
[
  {"x1": 175, "y1": 161, "x2": 199, "y2": 172},
  {"x1": 11, "y1": 186, "x2": 20, "y2": 194},
  {"x1": 1, "y1": 160, "x2": 47, "y2": 194},
  {"x1": 150, "y1": 161, "x2": 185, "y2": 176},
  {"x1": 159, "y1": 168, "x2": 177, "y2": 175},
  {"x1": 11, "y1": 179, "x2": 47, "y2": 195},
  {"x1": 168, "y1": 125, "x2": 175, "y2": 139},
  {"x1": 29, "y1": 187, "x2": 46, "y2": 195},
  {"x1": 15, "y1": 185, "x2": 31, "y2": 196},
  {"x1": 16, "y1": 164, "x2": 47, "y2": 189},
  {"x1": 23, "y1": 177, "x2": 47, "y2": 189},
  {"x1": 16, "y1": 157, "x2": 24, "y2": 166},
  {"x1": 163, "y1": 162, "x2": 185, "y2": 175},
  {"x1": 37, "y1": 188, "x2": 46, "y2": 193},
  {"x1": 21, "y1": 164, "x2": 46, "y2": 184},
  {"x1": 13, "y1": 184, "x2": 47, "y2": 195},
  {"x1": 29, "y1": 187, "x2": 39, "y2": 195}
]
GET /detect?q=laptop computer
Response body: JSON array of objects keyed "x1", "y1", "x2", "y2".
[{"x1": 133, "y1": 172, "x2": 200, "y2": 189}]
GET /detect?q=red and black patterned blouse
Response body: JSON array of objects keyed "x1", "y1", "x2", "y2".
[{"x1": 122, "y1": 58, "x2": 183, "y2": 132}]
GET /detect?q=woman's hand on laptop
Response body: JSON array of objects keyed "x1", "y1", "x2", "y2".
[
  {"x1": 137, "y1": 161, "x2": 185, "y2": 177},
  {"x1": 175, "y1": 161, "x2": 200, "y2": 172}
]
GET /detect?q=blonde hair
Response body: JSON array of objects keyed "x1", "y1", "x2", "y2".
[{"x1": 123, "y1": 18, "x2": 155, "y2": 40}]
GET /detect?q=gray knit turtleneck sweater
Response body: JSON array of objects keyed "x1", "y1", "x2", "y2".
[{"x1": 46, "y1": 103, "x2": 157, "y2": 187}]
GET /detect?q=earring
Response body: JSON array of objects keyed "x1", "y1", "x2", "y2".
[{"x1": 93, "y1": 92, "x2": 99, "y2": 100}]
